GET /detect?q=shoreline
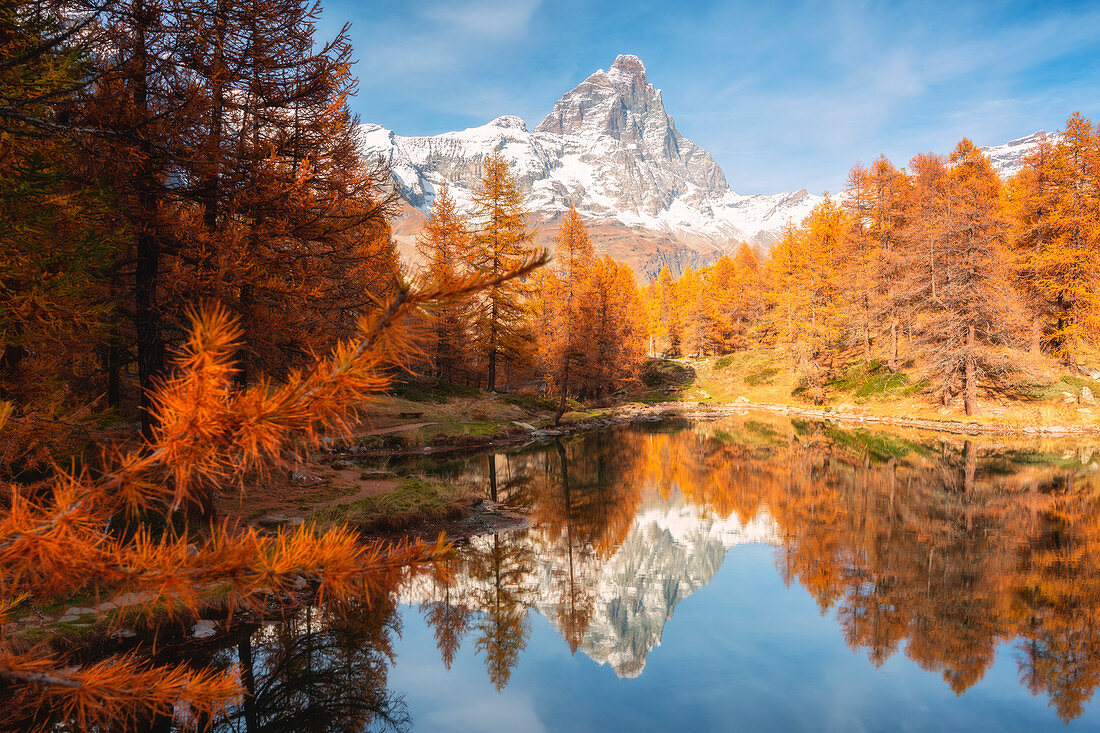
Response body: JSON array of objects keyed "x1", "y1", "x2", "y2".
[
  {"x1": 333, "y1": 401, "x2": 1100, "y2": 461},
  {"x1": 661, "y1": 401, "x2": 1100, "y2": 437}
]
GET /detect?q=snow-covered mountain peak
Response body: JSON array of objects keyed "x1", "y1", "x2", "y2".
[
  {"x1": 486, "y1": 114, "x2": 528, "y2": 132},
  {"x1": 610, "y1": 53, "x2": 647, "y2": 81}
]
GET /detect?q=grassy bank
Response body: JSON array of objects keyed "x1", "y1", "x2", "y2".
[
  {"x1": 309, "y1": 477, "x2": 477, "y2": 532},
  {"x1": 644, "y1": 348, "x2": 1100, "y2": 431}
]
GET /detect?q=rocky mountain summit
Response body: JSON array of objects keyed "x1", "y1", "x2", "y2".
[{"x1": 360, "y1": 55, "x2": 820, "y2": 278}]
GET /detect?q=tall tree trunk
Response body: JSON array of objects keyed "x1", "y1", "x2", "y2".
[
  {"x1": 964, "y1": 323, "x2": 976, "y2": 416},
  {"x1": 106, "y1": 336, "x2": 122, "y2": 408},
  {"x1": 888, "y1": 316, "x2": 898, "y2": 372},
  {"x1": 554, "y1": 370, "x2": 569, "y2": 426},
  {"x1": 487, "y1": 299, "x2": 498, "y2": 392},
  {"x1": 236, "y1": 281, "x2": 253, "y2": 386},
  {"x1": 1029, "y1": 318, "x2": 1042, "y2": 355},
  {"x1": 132, "y1": 7, "x2": 163, "y2": 438},
  {"x1": 488, "y1": 455, "x2": 497, "y2": 502},
  {"x1": 963, "y1": 440, "x2": 976, "y2": 494}
]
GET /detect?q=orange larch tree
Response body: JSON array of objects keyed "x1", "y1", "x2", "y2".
[
  {"x1": 653, "y1": 266, "x2": 681, "y2": 356},
  {"x1": 0, "y1": 259, "x2": 547, "y2": 731},
  {"x1": 416, "y1": 182, "x2": 472, "y2": 381},
  {"x1": 536, "y1": 206, "x2": 595, "y2": 422},
  {"x1": 868, "y1": 156, "x2": 910, "y2": 370},
  {"x1": 909, "y1": 139, "x2": 1025, "y2": 414},
  {"x1": 1007, "y1": 113, "x2": 1100, "y2": 366},
  {"x1": 676, "y1": 266, "x2": 707, "y2": 356},
  {"x1": 763, "y1": 200, "x2": 847, "y2": 401},
  {"x1": 582, "y1": 256, "x2": 647, "y2": 396},
  {"x1": 468, "y1": 151, "x2": 537, "y2": 391}
]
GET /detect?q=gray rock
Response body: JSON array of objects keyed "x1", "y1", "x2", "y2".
[
  {"x1": 191, "y1": 620, "x2": 217, "y2": 639},
  {"x1": 290, "y1": 470, "x2": 322, "y2": 486},
  {"x1": 97, "y1": 591, "x2": 153, "y2": 613}
]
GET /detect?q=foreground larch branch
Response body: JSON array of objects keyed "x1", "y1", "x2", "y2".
[{"x1": 0, "y1": 257, "x2": 545, "y2": 732}]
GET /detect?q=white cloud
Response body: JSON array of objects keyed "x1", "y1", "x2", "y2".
[{"x1": 417, "y1": 0, "x2": 542, "y2": 38}]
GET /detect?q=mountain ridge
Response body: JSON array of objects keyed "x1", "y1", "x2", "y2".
[{"x1": 362, "y1": 54, "x2": 1047, "y2": 279}]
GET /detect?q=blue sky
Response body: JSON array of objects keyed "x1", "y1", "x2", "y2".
[{"x1": 321, "y1": 0, "x2": 1100, "y2": 194}]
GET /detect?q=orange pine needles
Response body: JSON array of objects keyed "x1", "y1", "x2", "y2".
[{"x1": 0, "y1": 650, "x2": 241, "y2": 732}]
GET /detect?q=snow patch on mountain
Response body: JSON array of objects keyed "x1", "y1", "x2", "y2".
[{"x1": 980, "y1": 131, "x2": 1054, "y2": 178}]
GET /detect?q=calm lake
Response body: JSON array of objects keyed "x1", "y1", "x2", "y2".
[{"x1": 188, "y1": 414, "x2": 1100, "y2": 732}]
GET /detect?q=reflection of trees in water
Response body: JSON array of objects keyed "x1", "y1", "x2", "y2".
[
  {"x1": 186, "y1": 597, "x2": 410, "y2": 732},
  {"x1": 680, "y1": 418, "x2": 1100, "y2": 722},
  {"x1": 419, "y1": 583, "x2": 472, "y2": 671},
  {"x1": 409, "y1": 419, "x2": 1100, "y2": 720},
  {"x1": 402, "y1": 432, "x2": 651, "y2": 685},
  {"x1": 468, "y1": 532, "x2": 534, "y2": 690}
]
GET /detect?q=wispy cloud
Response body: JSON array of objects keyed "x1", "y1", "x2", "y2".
[{"x1": 416, "y1": 0, "x2": 542, "y2": 38}]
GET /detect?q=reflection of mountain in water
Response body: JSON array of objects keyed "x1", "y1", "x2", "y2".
[
  {"x1": 403, "y1": 489, "x2": 776, "y2": 678},
  {"x1": 544, "y1": 493, "x2": 775, "y2": 677}
]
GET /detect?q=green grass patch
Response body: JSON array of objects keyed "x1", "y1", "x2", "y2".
[
  {"x1": 996, "y1": 449, "x2": 1088, "y2": 471},
  {"x1": 430, "y1": 421, "x2": 501, "y2": 437},
  {"x1": 309, "y1": 478, "x2": 473, "y2": 531},
  {"x1": 1030, "y1": 375, "x2": 1097, "y2": 401},
  {"x1": 744, "y1": 367, "x2": 780, "y2": 386},
  {"x1": 828, "y1": 360, "x2": 924, "y2": 402},
  {"x1": 709, "y1": 420, "x2": 787, "y2": 452},
  {"x1": 503, "y1": 391, "x2": 559, "y2": 412},
  {"x1": 641, "y1": 359, "x2": 695, "y2": 387},
  {"x1": 744, "y1": 419, "x2": 781, "y2": 439},
  {"x1": 711, "y1": 350, "x2": 779, "y2": 371}
]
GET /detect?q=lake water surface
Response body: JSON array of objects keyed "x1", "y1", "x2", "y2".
[{"x1": 193, "y1": 414, "x2": 1100, "y2": 732}]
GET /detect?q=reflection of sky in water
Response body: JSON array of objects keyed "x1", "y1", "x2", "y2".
[{"x1": 391, "y1": 543, "x2": 1100, "y2": 732}]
